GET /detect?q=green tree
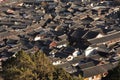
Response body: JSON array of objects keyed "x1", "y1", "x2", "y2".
[
  {"x1": 53, "y1": 68, "x2": 73, "y2": 80},
  {"x1": 31, "y1": 51, "x2": 55, "y2": 80},
  {"x1": 2, "y1": 51, "x2": 37, "y2": 80},
  {"x1": 2, "y1": 51, "x2": 83, "y2": 80}
]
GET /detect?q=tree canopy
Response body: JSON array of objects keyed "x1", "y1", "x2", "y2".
[{"x1": 2, "y1": 51, "x2": 83, "y2": 80}]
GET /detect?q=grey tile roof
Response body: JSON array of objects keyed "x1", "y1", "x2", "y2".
[
  {"x1": 82, "y1": 31, "x2": 100, "y2": 39},
  {"x1": 88, "y1": 31, "x2": 120, "y2": 44},
  {"x1": 81, "y1": 63, "x2": 113, "y2": 78},
  {"x1": 0, "y1": 21, "x2": 14, "y2": 26},
  {"x1": 77, "y1": 61, "x2": 96, "y2": 69},
  {"x1": 0, "y1": 0, "x2": 120, "y2": 78}
]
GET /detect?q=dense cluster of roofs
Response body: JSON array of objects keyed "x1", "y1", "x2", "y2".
[{"x1": 0, "y1": 0, "x2": 120, "y2": 79}]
